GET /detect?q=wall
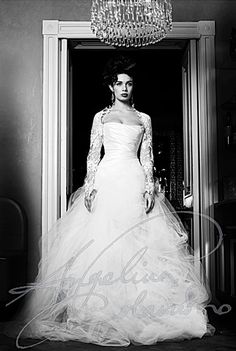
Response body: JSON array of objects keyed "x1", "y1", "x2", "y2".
[
  {"x1": 0, "y1": 0, "x2": 235, "y2": 279},
  {"x1": 175, "y1": 0, "x2": 236, "y2": 200}
]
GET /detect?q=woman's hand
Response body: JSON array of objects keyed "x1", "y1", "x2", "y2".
[
  {"x1": 144, "y1": 191, "x2": 155, "y2": 214},
  {"x1": 84, "y1": 189, "x2": 97, "y2": 212}
]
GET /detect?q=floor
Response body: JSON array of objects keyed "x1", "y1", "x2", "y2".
[{"x1": 1, "y1": 309, "x2": 236, "y2": 351}]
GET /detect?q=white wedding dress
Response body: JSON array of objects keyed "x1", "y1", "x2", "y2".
[{"x1": 5, "y1": 107, "x2": 215, "y2": 347}]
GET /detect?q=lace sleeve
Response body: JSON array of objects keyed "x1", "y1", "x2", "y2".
[
  {"x1": 84, "y1": 111, "x2": 103, "y2": 198},
  {"x1": 140, "y1": 113, "x2": 155, "y2": 195}
]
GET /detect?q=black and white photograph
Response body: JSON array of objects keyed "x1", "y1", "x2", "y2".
[{"x1": 0, "y1": 1, "x2": 236, "y2": 350}]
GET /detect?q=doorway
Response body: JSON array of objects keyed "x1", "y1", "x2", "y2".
[
  {"x1": 42, "y1": 20, "x2": 217, "y2": 291},
  {"x1": 70, "y1": 42, "x2": 186, "y2": 209}
]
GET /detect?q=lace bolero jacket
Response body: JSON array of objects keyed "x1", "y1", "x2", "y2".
[{"x1": 84, "y1": 108, "x2": 155, "y2": 198}]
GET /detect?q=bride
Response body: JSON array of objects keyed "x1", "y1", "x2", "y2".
[{"x1": 6, "y1": 55, "x2": 215, "y2": 347}]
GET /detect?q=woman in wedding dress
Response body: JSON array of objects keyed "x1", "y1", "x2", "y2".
[{"x1": 6, "y1": 55, "x2": 215, "y2": 347}]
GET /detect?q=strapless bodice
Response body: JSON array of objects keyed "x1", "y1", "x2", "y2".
[{"x1": 102, "y1": 122, "x2": 144, "y2": 160}]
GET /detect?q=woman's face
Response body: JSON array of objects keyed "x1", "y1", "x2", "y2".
[{"x1": 110, "y1": 73, "x2": 133, "y2": 103}]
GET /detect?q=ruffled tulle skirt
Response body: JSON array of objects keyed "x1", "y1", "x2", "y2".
[{"x1": 3, "y1": 156, "x2": 215, "y2": 347}]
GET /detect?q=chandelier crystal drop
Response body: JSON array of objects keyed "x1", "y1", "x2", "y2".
[{"x1": 91, "y1": 0, "x2": 173, "y2": 47}]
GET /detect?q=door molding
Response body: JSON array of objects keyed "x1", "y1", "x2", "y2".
[{"x1": 42, "y1": 20, "x2": 218, "y2": 290}]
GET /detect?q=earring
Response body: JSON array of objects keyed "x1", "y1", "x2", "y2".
[
  {"x1": 130, "y1": 95, "x2": 135, "y2": 108},
  {"x1": 111, "y1": 92, "x2": 115, "y2": 105}
]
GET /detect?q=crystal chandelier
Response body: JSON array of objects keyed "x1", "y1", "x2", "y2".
[{"x1": 91, "y1": 0, "x2": 173, "y2": 47}]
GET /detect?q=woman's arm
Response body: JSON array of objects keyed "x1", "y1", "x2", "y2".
[
  {"x1": 140, "y1": 113, "x2": 155, "y2": 196},
  {"x1": 84, "y1": 111, "x2": 103, "y2": 200},
  {"x1": 140, "y1": 113, "x2": 155, "y2": 214}
]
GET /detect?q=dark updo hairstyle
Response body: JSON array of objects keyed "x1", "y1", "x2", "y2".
[{"x1": 103, "y1": 55, "x2": 136, "y2": 87}]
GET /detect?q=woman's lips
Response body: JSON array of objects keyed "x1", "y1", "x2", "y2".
[{"x1": 121, "y1": 93, "x2": 128, "y2": 97}]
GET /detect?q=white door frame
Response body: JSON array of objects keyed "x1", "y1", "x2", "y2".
[
  {"x1": 42, "y1": 20, "x2": 218, "y2": 290},
  {"x1": 182, "y1": 40, "x2": 201, "y2": 268}
]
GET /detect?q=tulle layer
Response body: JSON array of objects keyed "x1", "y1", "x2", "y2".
[{"x1": 4, "y1": 157, "x2": 215, "y2": 346}]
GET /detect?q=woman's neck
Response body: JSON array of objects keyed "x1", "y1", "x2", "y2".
[{"x1": 111, "y1": 100, "x2": 133, "y2": 112}]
